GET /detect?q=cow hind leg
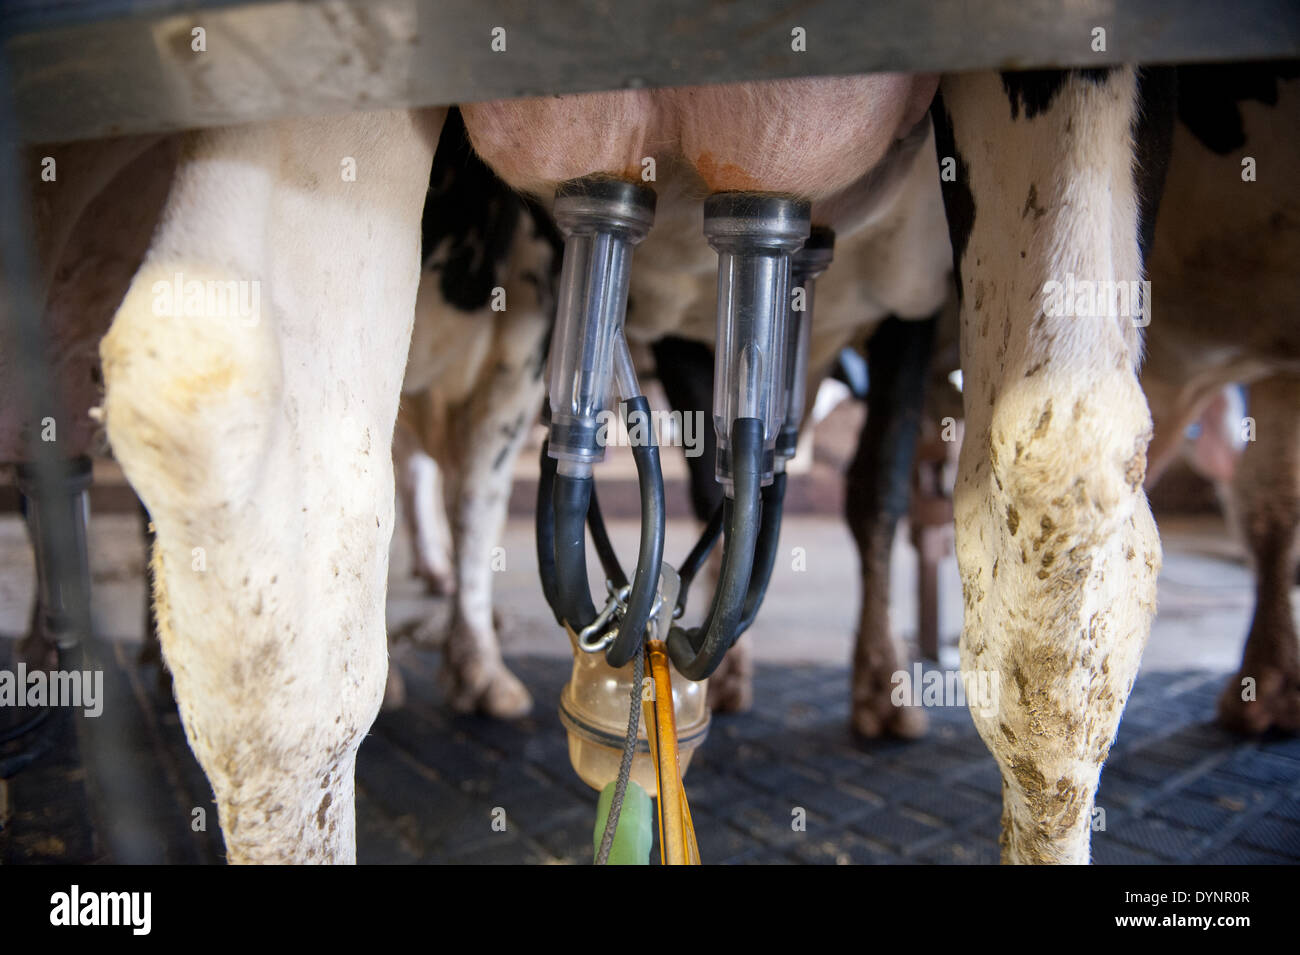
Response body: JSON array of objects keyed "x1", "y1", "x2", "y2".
[
  {"x1": 706, "y1": 636, "x2": 754, "y2": 713},
  {"x1": 394, "y1": 410, "x2": 456, "y2": 596},
  {"x1": 440, "y1": 311, "x2": 548, "y2": 719},
  {"x1": 101, "y1": 110, "x2": 440, "y2": 863},
  {"x1": 847, "y1": 317, "x2": 935, "y2": 739},
  {"x1": 1218, "y1": 375, "x2": 1300, "y2": 733},
  {"x1": 937, "y1": 69, "x2": 1163, "y2": 863}
]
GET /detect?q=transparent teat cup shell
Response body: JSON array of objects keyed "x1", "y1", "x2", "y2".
[
  {"x1": 546, "y1": 178, "x2": 655, "y2": 469},
  {"x1": 777, "y1": 229, "x2": 833, "y2": 461},
  {"x1": 558, "y1": 565, "x2": 710, "y2": 791},
  {"x1": 704, "y1": 193, "x2": 810, "y2": 492}
]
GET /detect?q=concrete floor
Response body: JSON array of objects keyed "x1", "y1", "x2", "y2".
[{"x1": 1, "y1": 502, "x2": 1295, "y2": 864}]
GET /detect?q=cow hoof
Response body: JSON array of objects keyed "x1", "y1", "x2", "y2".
[
  {"x1": 479, "y1": 668, "x2": 533, "y2": 719},
  {"x1": 706, "y1": 645, "x2": 753, "y2": 713},
  {"x1": 382, "y1": 664, "x2": 407, "y2": 711},
  {"x1": 851, "y1": 700, "x2": 928, "y2": 740},
  {"x1": 707, "y1": 670, "x2": 754, "y2": 713},
  {"x1": 446, "y1": 661, "x2": 533, "y2": 719},
  {"x1": 1217, "y1": 667, "x2": 1300, "y2": 734}
]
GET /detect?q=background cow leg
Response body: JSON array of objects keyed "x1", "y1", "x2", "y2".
[
  {"x1": 936, "y1": 69, "x2": 1162, "y2": 863},
  {"x1": 707, "y1": 634, "x2": 754, "y2": 712},
  {"x1": 101, "y1": 109, "x2": 441, "y2": 863},
  {"x1": 1142, "y1": 375, "x2": 1202, "y2": 488},
  {"x1": 1218, "y1": 374, "x2": 1300, "y2": 733},
  {"x1": 846, "y1": 316, "x2": 935, "y2": 739},
  {"x1": 394, "y1": 409, "x2": 456, "y2": 596},
  {"x1": 440, "y1": 309, "x2": 549, "y2": 719}
]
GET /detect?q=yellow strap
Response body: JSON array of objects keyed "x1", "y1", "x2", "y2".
[
  {"x1": 643, "y1": 692, "x2": 666, "y2": 864},
  {"x1": 646, "y1": 640, "x2": 700, "y2": 865}
]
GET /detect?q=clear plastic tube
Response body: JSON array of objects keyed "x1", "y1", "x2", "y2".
[
  {"x1": 778, "y1": 227, "x2": 835, "y2": 463},
  {"x1": 704, "y1": 194, "x2": 809, "y2": 491},
  {"x1": 547, "y1": 179, "x2": 655, "y2": 469}
]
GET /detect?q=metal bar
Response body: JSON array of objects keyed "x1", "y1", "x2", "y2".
[
  {"x1": 0, "y1": 57, "x2": 85, "y2": 664},
  {"x1": 5, "y1": 0, "x2": 1299, "y2": 143},
  {"x1": 0, "y1": 45, "x2": 157, "y2": 862}
]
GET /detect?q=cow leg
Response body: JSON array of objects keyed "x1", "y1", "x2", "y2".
[
  {"x1": 704, "y1": 637, "x2": 753, "y2": 712},
  {"x1": 935, "y1": 69, "x2": 1163, "y2": 863},
  {"x1": 846, "y1": 317, "x2": 935, "y2": 739},
  {"x1": 101, "y1": 109, "x2": 441, "y2": 863},
  {"x1": 394, "y1": 409, "x2": 456, "y2": 595},
  {"x1": 1143, "y1": 376, "x2": 1237, "y2": 489},
  {"x1": 1142, "y1": 375, "x2": 1203, "y2": 488},
  {"x1": 1218, "y1": 375, "x2": 1300, "y2": 733},
  {"x1": 440, "y1": 310, "x2": 548, "y2": 719}
]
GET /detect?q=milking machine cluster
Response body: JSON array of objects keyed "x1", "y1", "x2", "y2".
[{"x1": 534, "y1": 176, "x2": 835, "y2": 864}]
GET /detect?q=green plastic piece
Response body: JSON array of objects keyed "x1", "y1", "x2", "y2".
[{"x1": 593, "y1": 779, "x2": 652, "y2": 865}]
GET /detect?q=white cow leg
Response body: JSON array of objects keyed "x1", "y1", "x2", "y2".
[
  {"x1": 394, "y1": 412, "x2": 456, "y2": 595},
  {"x1": 441, "y1": 308, "x2": 549, "y2": 719},
  {"x1": 938, "y1": 70, "x2": 1161, "y2": 863},
  {"x1": 423, "y1": 453, "x2": 456, "y2": 590},
  {"x1": 101, "y1": 109, "x2": 442, "y2": 863}
]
